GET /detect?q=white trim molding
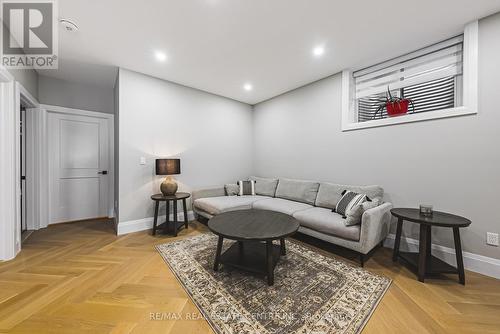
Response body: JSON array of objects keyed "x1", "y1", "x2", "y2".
[
  {"x1": 0, "y1": 65, "x2": 14, "y2": 82},
  {"x1": 342, "y1": 20, "x2": 479, "y2": 132},
  {"x1": 40, "y1": 104, "x2": 114, "y2": 119},
  {"x1": 117, "y1": 211, "x2": 196, "y2": 236},
  {"x1": 384, "y1": 233, "x2": 500, "y2": 279},
  {"x1": 0, "y1": 77, "x2": 17, "y2": 261}
]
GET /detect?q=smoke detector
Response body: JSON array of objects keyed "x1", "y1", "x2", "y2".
[{"x1": 60, "y1": 19, "x2": 79, "y2": 32}]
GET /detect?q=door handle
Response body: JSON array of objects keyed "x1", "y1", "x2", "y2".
[{"x1": 98, "y1": 171, "x2": 108, "y2": 175}]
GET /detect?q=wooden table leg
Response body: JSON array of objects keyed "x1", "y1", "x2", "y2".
[
  {"x1": 453, "y1": 227, "x2": 466, "y2": 285},
  {"x1": 152, "y1": 201, "x2": 159, "y2": 236},
  {"x1": 165, "y1": 200, "x2": 170, "y2": 234},
  {"x1": 418, "y1": 224, "x2": 430, "y2": 282},
  {"x1": 266, "y1": 241, "x2": 274, "y2": 286},
  {"x1": 280, "y1": 238, "x2": 286, "y2": 255},
  {"x1": 173, "y1": 201, "x2": 178, "y2": 237},
  {"x1": 393, "y1": 218, "x2": 403, "y2": 262},
  {"x1": 213, "y1": 236, "x2": 223, "y2": 271},
  {"x1": 182, "y1": 198, "x2": 188, "y2": 229}
]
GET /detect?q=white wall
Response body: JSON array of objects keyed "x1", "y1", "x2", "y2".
[
  {"x1": 38, "y1": 75, "x2": 114, "y2": 114},
  {"x1": 118, "y1": 69, "x2": 253, "y2": 223},
  {"x1": 253, "y1": 13, "x2": 500, "y2": 260}
]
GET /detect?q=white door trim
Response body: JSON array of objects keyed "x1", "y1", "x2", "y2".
[
  {"x1": 16, "y1": 83, "x2": 40, "y2": 233},
  {"x1": 40, "y1": 104, "x2": 114, "y2": 119},
  {"x1": 25, "y1": 107, "x2": 49, "y2": 230},
  {"x1": 0, "y1": 66, "x2": 18, "y2": 261},
  {"x1": 0, "y1": 64, "x2": 14, "y2": 81},
  {"x1": 42, "y1": 104, "x2": 115, "y2": 222},
  {"x1": 18, "y1": 83, "x2": 38, "y2": 108}
]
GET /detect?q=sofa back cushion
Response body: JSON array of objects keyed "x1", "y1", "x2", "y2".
[
  {"x1": 224, "y1": 183, "x2": 239, "y2": 196},
  {"x1": 275, "y1": 178, "x2": 320, "y2": 205},
  {"x1": 315, "y1": 183, "x2": 383, "y2": 209},
  {"x1": 249, "y1": 176, "x2": 279, "y2": 197}
]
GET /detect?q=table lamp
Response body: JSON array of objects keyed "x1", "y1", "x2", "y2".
[{"x1": 156, "y1": 158, "x2": 180, "y2": 196}]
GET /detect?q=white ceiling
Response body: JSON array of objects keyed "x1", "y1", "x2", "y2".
[{"x1": 42, "y1": 0, "x2": 500, "y2": 105}]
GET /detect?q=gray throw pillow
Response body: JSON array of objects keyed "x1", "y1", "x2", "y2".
[
  {"x1": 345, "y1": 198, "x2": 381, "y2": 226},
  {"x1": 237, "y1": 180, "x2": 256, "y2": 196},
  {"x1": 224, "y1": 183, "x2": 239, "y2": 196},
  {"x1": 249, "y1": 176, "x2": 278, "y2": 197}
]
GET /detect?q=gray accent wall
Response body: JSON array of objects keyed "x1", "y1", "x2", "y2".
[
  {"x1": 118, "y1": 68, "x2": 253, "y2": 223},
  {"x1": 38, "y1": 75, "x2": 114, "y2": 114},
  {"x1": 252, "y1": 13, "x2": 500, "y2": 260}
]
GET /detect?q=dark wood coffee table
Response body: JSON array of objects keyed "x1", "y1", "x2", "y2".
[
  {"x1": 391, "y1": 208, "x2": 471, "y2": 284},
  {"x1": 208, "y1": 209, "x2": 300, "y2": 286}
]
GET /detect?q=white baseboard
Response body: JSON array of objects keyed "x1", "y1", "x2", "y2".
[
  {"x1": 117, "y1": 211, "x2": 195, "y2": 236},
  {"x1": 383, "y1": 233, "x2": 500, "y2": 279}
]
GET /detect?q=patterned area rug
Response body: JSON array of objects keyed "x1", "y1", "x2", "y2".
[{"x1": 156, "y1": 234, "x2": 391, "y2": 334}]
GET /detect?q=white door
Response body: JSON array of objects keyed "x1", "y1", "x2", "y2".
[{"x1": 48, "y1": 112, "x2": 110, "y2": 224}]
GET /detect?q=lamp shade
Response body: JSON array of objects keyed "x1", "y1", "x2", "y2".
[{"x1": 155, "y1": 159, "x2": 180, "y2": 175}]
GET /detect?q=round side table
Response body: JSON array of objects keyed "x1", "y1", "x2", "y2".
[
  {"x1": 391, "y1": 208, "x2": 471, "y2": 284},
  {"x1": 151, "y1": 192, "x2": 191, "y2": 236}
]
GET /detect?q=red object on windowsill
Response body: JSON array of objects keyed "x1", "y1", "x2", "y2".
[{"x1": 386, "y1": 99, "x2": 410, "y2": 117}]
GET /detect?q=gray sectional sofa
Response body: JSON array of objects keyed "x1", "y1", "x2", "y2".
[{"x1": 192, "y1": 177, "x2": 393, "y2": 265}]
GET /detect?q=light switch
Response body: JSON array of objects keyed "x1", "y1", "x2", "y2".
[{"x1": 140, "y1": 157, "x2": 146, "y2": 165}]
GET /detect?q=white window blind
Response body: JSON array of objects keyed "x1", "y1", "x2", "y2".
[
  {"x1": 354, "y1": 35, "x2": 463, "y2": 99},
  {"x1": 353, "y1": 35, "x2": 463, "y2": 122}
]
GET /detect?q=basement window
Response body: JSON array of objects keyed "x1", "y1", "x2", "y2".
[{"x1": 341, "y1": 21, "x2": 478, "y2": 131}]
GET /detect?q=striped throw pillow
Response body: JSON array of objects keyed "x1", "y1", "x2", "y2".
[
  {"x1": 237, "y1": 180, "x2": 256, "y2": 196},
  {"x1": 334, "y1": 190, "x2": 368, "y2": 218}
]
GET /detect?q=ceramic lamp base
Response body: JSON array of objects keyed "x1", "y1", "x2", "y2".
[{"x1": 160, "y1": 177, "x2": 178, "y2": 196}]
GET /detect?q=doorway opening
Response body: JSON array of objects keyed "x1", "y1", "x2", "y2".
[{"x1": 19, "y1": 104, "x2": 33, "y2": 242}]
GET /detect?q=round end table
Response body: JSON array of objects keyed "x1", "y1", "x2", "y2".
[
  {"x1": 391, "y1": 208, "x2": 471, "y2": 284},
  {"x1": 151, "y1": 192, "x2": 190, "y2": 236}
]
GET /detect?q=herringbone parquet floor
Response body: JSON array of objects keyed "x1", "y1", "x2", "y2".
[{"x1": 0, "y1": 219, "x2": 499, "y2": 333}]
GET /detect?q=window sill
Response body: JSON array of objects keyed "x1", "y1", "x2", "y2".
[{"x1": 341, "y1": 106, "x2": 477, "y2": 132}]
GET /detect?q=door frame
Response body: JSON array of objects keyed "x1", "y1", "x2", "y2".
[
  {"x1": 0, "y1": 66, "x2": 41, "y2": 261},
  {"x1": 0, "y1": 66, "x2": 18, "y2": 261},
  {"x1": 41, "y1": 104, "x2": 115, "y2": 223},
  {"x1": 18, "y1": 83, "x2": 40, "y2": 232}
]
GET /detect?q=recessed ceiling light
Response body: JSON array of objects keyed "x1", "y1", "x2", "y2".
[
  {"x1": 313, "y1": 46, "x2": 325, "y2": 57},
  {"x1": 243, "y1": 83, "x2": 253, "y2": 91},
  {"x1": 155, "y1": 51, "x2": 167, "y2": 62}
]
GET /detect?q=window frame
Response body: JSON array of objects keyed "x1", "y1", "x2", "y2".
[{"x1": 341, "y1": 20, "x2": 478, "y2": 132}]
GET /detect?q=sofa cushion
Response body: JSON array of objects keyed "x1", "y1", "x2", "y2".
[
  {"x1": 249, "y1": 176, "x2": 278, "y2": 197},
  {"x1": 315, "y1": 183, "x2": 384, "y2": 209},
  {"x1": 274, "y1": 178, "x2": 320, "y2": 205},
  {"x1": 194, "y1": 196, "x2": 269, "y2": 215},
  {"x1": 345, "y1": 198, "x2": 381, "y2": 226},
  {"x1": 293, "y1": 207, "x2": 361, "y2": 241},
  {"x1": 252, "y1": 198, "x2": 313, "y2": 215},
  {"x1": 224, "y1": 183, "x2": 239, "y2": 196}
]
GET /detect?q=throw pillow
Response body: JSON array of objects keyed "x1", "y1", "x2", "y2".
[
  {"x1": 334, "y1": 190, "x2": 368, "y2": 218},
  {"x1": 345, "y1": 198, "x2": 381, "y2": 226},
  {"x1": 249, "y1": 176, "x2": 278, "y2": 197},
  {"x1": 224, "y1": 183, "x2": 239, "y2": 196},
  {"x1": 237, "y1": 180, "x2": 256, "y2": 196}
]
